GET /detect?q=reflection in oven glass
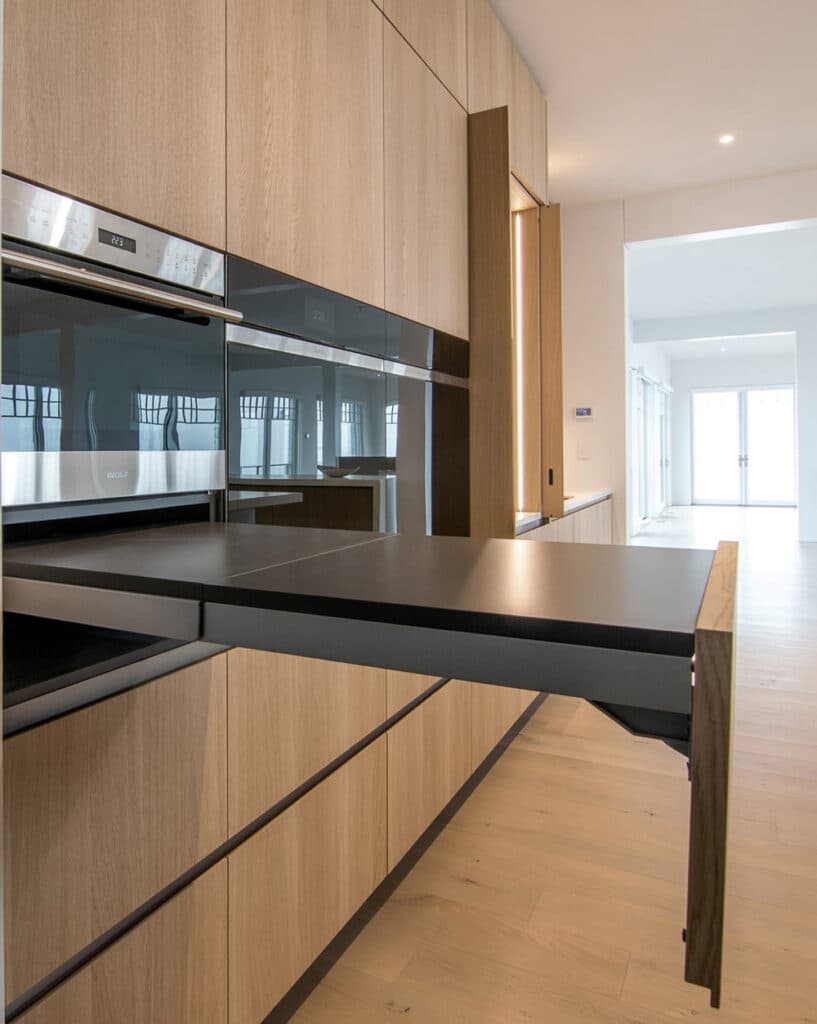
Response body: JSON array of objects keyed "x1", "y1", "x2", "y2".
[
  {"x1": 134, "y1": 392, "x2": 222, "y2": 453},
  {"x1": 2, "y1": 276, "x2": 225, "y2": 454},
  {"x1": 1, "y1": 383, "x2": 63, "y2": 451},
  {"x1": 239, "y1": 393, "x2": 298, "y2": 477}
]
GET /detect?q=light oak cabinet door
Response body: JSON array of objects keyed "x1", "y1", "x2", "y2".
[
  {"x1": 17, "y1": 864, "x2": 228, "y2": 1024},
  {"x1": 537, "y1": 94, "x2": 549, "y2": 203},
  {"x1": 386, "y1": 669, "x2": 441, "y2": 716},
  {"x1": 4, "y1": 0, "x2": 226, "y2": 248},
  {"x1": 574, "y1": 500, "x2": 612, "y2": 544},
  {"x1": 515, "y1": 205, "x2": 543, "y2": 514},
  {"x1": 521, "y1": 514, "x2": 574, "y2": 542},
  {"x1": 228, "y1": 739, "x2": 387, "y2": 1024},
  {"x1": 385, "y1": 0, "x2": 467, "y2": 107},
  {"x1": 227, "y1": 0, "x2": 385, "y2": 307},
  {"x1": 540, "y1": 203, "x2": 564, "y2": 517},
  {"x1": 470, "y1": 681, "x2": 533, "y2": 770},
  {"x1": 385, "y1": 24, "x2": 469, "y2": 337},
  {"x1": 4, "y1": 655, "x2": 227, "y2": 1002},
  {"x1": 466, "y1": 0, "x2": 513, "y2": 114},
  {"x1": 511, "y1": 51, "x2": 548, "y2": 202},
  {"x1": 227, "y1": 648, "x2": 386, "y2": 833},
  {"x1": 468, "y1": 107, "x2": 515, "y2": 538},
  {"x1": 387, "y1": 680, "x2": 472, "y2": 869}
]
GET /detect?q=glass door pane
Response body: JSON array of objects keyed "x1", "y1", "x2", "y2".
[
  {"x1": 746, "y1": 388, "x2": 796, "y2": 505},
  {"x1": 658, "y1": 391, "x2": 669, "y2": 510},
  {"x1": 692, "y1": 390, "x2": 741, "y2": 503}
]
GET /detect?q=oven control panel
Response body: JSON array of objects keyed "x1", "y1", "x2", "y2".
[{"x1": 2, "y1": 175, "x2": 225, "y2": 296}]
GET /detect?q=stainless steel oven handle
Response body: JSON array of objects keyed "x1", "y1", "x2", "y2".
[{"x1": 1, "y1": 248, "x2": 244, "y2": 323}]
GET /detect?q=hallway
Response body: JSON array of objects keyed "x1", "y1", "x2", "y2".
[{"x1": 291, "y1": 506, "x2": 817, "y2": 1023}]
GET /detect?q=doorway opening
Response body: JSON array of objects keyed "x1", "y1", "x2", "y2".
[
  {"x1": 624, "y1": 213, "x2": 817, "y2": 540},
  {"x1": 691, "y1": 386, "x2": 796, "y2": 506}
]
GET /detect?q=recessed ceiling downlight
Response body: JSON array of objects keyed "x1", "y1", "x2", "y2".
[{"x1": 719, "y1": 133, "x2": 736, "y2": 145}]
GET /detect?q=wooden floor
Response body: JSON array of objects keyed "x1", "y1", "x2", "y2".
[{"x1": 292, "y1": 506, "x2": 817, "y2": 1023}]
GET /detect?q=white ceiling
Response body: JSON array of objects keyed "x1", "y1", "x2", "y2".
[
  {"x1": 627, "y1": 221, "x2": 817, "y2": 320},
  {"x1": 643, "y1": 332, "x2": 795, "y2": 362},
  {"x1": 491, "y1": 0, "x2": 817, "y2": 205}
]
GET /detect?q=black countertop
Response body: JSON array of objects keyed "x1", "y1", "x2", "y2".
[{"x1": 5, "y1": 523, "x2": 714, "y2": 657}]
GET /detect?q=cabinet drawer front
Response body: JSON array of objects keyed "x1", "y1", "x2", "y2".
[
  {"x1": 4, "y1": 655, "x2": 227, "y2": 1001},
  {"x1": 228, "y1": 739, "x2": 387, "y2": 1024},
  {"x1": 16, "y1": 864, "x2": 227, "y2": 1024},
  {"x1": 470, "y1": 681, "x2": 534, "y2": 769},
  {"x1": 228, "y1": 649, "x2": 386, "y2": 833},
  {"x1": 387, "y1": 680, "x2": 471, "y2": 869},
  {"x1": 386, "y1": 669, "x2": 442, "y2": 716}
]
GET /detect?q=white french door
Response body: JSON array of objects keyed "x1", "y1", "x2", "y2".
[
  {"x1": 691, "y1": 386, "x2": 796, "y2": 506},
  {"x1": 632, "y1": 372, "x2": 672, "y2": 527}
]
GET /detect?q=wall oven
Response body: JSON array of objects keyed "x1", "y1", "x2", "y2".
[
  {"x1": 2, "y1": 177, "x2": 241, "y2": 733},
  {"x1": 226, "y1": 257, "x2": 469, "y2": 536},
  {"x1": 1, "y1": 175, "x2": 241, "y2": 511}
]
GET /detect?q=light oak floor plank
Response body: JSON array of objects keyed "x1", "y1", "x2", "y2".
[{"x1": 293, "y1": 506, "x2": 817, "y2": 1022}]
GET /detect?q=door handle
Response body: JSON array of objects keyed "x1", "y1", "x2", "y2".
[{"x1": 2, "y1": 248, "x2": 244, "y2": 323}]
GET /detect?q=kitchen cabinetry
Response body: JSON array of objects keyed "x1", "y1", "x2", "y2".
[
  {"x1": 468, "y1": 107, "x2": 515, "y2": 538},
  {"x1": 385, "y1": 0, "x2": 467, "y2": 107},
  {"x1": 227, "y1": 0, "x2": 385, "y2": 307},
  {"x1": 467, "y1": 0, "x2": 513, "y2": 114},
  {"x1": 540, "y1": 203, "x2": 564, "y2": 517},
  {"x1": 387, "y1": 669, "x2": 442, "y2": 715},
  {"x1": 467, "y1": 0, "x2": 547, "y2": 201},
  {"x1": 469, "y1": 107, "x2": 563, "y2": 537},
  {"x1": 514, "y1": 202, "x2": 543, "y2": 514},
  {"x1": 4, "y1": 656, "x2": 535, "y2": 1019},
  {"x1": 574, "y1": 498, "x2": 613, "y2": 542},
  {"x1": 3, "y1": 654, "x2": 227, "y2": 1003},
  {"x1": 3, "y1": 0, "x2": 226, "y2": 248},
  {"x1": 228, "y1": 739, "x2": 387, "y2": 1024},
  {"x1": 387, "y1": 680, "x2": 471, "y2": 869},
  {"x1": 512, "y1": 51, "x2": 548, "y2": 202},
  {"x1": 523, "y1": 496, "x2": 613, "y2": 544},
  {"x1": 16, "y1": 865, "x2": 228, "y2": 1024},
  {"x1": 471, "y1": 682, "x2": 534, "y2": 770},
  {"x1": 385, "y1": 24, "x2": 469, "y2": 338},
  {"x1": 227, "y1": 648, "x2": 386, "y2": 833}
]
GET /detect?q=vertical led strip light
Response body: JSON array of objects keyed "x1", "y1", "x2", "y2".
[{"x1": 514, "y1": 211, "x2": 524, "y2": 512}]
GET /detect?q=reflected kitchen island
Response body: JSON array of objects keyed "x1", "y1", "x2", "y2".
[{"x1": 229, "y1": 475, "x2": 393, "y2": 532}]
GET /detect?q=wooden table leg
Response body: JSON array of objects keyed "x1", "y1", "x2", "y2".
[{"x1": 685, "y1": 541, "x2": 738, "y2": 1008}]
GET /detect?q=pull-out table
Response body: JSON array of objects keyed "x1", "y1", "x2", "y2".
[{"x1": 4, "y1": 522, "x2": 737, "y2": 1007}]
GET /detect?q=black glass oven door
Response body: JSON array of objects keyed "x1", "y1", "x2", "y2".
[
  {"x1": 228, "y1": 339, "x2": 387, "y2": 482},
  {"x1": 2, "y1": 258, "x2": 226, "y2": 505}
]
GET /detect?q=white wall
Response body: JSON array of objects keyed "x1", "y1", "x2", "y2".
[
  {"x1": 624, "y1": 166, "x2": 817, "y2": 243},
  {"x1": 629, "y1": 341, "x2": 672, "y2": 388},
  {"x1": 668, "y1": 351, "x2": 796, "y2": 505},
  {"x1": 560, "y1": 163, "x2": 817, "y2": 541},
  {"x1": 561, "y1": 200, "x2": 628, "y2": 541}
]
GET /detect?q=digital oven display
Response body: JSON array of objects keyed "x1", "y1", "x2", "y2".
[{"x1": 98, "y1": 227, "x2": 136, "y2": 253}]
